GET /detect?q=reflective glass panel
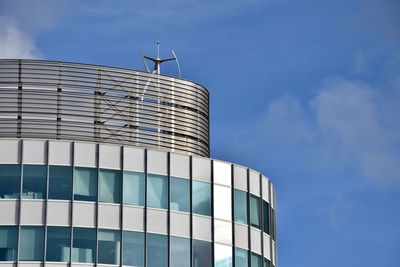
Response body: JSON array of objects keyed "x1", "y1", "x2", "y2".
[
  {"x1": 72, "y1": 227, "x2": 96, "y2": 263},
  {"x1": 263, "y1": 258, "x2": 271, "y2": 267},
  {"x1": 0, "y1": 226, "x2": 18, "y2": 261},
  {"x1": 250, "y1": 195, "x2": 260, "y2": 229},
  {"x1": 74, "y1": 167, "x2": 97, "y2": 201},
  {"x1": 263, "y1": 201, "x2": 270, "y2": 234},
  {"x1": 214, "y1": 185, "x2": 231, "y2": 220},
  {"x1": 123, "y1": 171, "x2": 145, "y2": 206},
  {"x1": 99, "y1": 169, "x2": 121, "y2": 204},
  {"x1": 147, "y1": 233, "x2": 167, "y2": 267},
  {"x1": 215, "y1": 244, "x2": 232, "y2": 267},
  {"x1": 171, "y1": 236, "x2": 190, "y2": 267},
  {"x1": 46, "y1": 226, "x2": 70, "y2": 262},
  {"x1": 22, "y1": 165, "x2": 46, "y2": 199},
  {"x1": 234, "y1": 189, "x2": 247, "y2": 224},
  {"x1": 122, "y1": 231, "x2": 144, "y2": 267},
  {"x1": 171, "y1": 177, "x2": 189, "y2": 212},
  {"x1": 0, "y1": 164, "x2": 20, "y2": 199},
  {"x1": 192, "y1": 181, "x2": 211, "y2": 216},
  {"x1": 147, "y1": 174, "x2": 168, "y2": 209},
  {"x1": 98, "y1": 229, "x2": 120, "y2": 265},
  {"x1": 235, "y1": 248, "x2": 248, "y2": 267},
  {"x1": 251, "y1": 253, "x2": 261, "y2": 267},
  {"x1": 193, "y1": 239, "x2": 212, "y2": 267},
  {"x1": 49, "y1": 166, "x2": 72, "y2": 200},
  {"x1": 20, "y1": 226, "x2": 44, "y2": 261}
]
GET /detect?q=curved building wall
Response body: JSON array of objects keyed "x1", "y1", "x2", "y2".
[
  {"x1": 0, "y1": 59, "x2": 210, "y2": 157},
  {"x1": 0, "y1": 139, "x2": 277, "y2": 267}
]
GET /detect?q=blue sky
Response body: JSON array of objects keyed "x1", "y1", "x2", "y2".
[{"x1": 1, "y1": 0, "x2": 399, "y2": 266}]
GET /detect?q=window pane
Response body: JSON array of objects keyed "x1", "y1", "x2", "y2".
[
  {"x1": 0, "y1": 226, "x2": 18, "y2": 261},
  {"x1": 192, "y1": 181, "x2": 211, "y2": 216},
  {"x1": 147, "y1": 174, "x2": 168, "y2": 209},
  {"x1": 234, "y1": 190, "x2": 247, "y2": 224},
  {"x1": 147, "y1": 233, "x2": 167, "y2": 267},
  {"x1": 214, "y1": 185, "x2": 231, "y2": 220},
  {"x1": 122, "y1": 231, "x2": 144, "y2": 267},
  {"x1": 72, "y1": 227, "x2": 96, "y2": 263},
  {"x1": 98, "y1": 229, "x2": 120, "y2": 265},
  {"x1": 235, "y1": 248, "x2": 248, "y2": 267},
  {"x1": 171, "y1": 236, "x2": 190, "y2": 267},
  {"x1": 171, "y1": 177, "x2": 189, "y2": 212},
  {"x1": 123, "y1": 171, "x2": 144, "y2": 206},
  {"x1": 250, "y1": 195, "x2": 260, "y2": 229},
  {"x1": 215, "y1": 244, "x2": 232, "y2": 267},
  {"x1": 99, "y1": 169, "x2": 121, "y2": 204},
  {"x1": 263, "y1": 201, "x2": 270, "y2": 234},
  {"x1": 46, "y1": 226, "x2": 70, "y2": 262},
  {"x1": 49, "y1": 166, "x2": 72, "y2": 200},
  {"x1": 263, "y1": 258, "x2": 271, "y2": 267},
  {"x1": 20, "y1": 226, "x2": 44, "y2": 261},
  {"x1": 251, "y1": 253, "x2": 261, "y2": 267},
  {"x1": 0, "y1": 164, "x2": 20, "y2": 199},
  {"x1": 22, "y1": 165, "x2": 46, "y2": 199},
  {"x1": 193, "y1": 239, "x2": 212, "y2": 267},
  {"x1": 74, "y1": 167, "x2": 97, "y2": 201}
]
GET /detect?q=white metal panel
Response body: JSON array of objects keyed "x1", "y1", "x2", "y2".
[
  {"x1": 147, "y1": 150, "x2": 167, "y2": 175},
  {"x1": 234, "y1": 223, "x2": 248, "y2": 250},
  {"x1": 74, "y1": 142, "x2": 97, "y2": 167},
  {"x1": 0, "y1": 200, "x2": 18, "y2": 224},
  {"x1": 20, "y1": 200, "x2": 45, "y2": 225},
  {"x1": 249, "y1": 170, "x2": 260, "y2": 196},
  {"x1": 147, "y1": 208, "x2": 168, "y2": 234},
  {"x1": 250, "y1": 228, "x2": 262, "y2": 254},
  {"x1": 263, "y1": 234, "x2": 271, "y2": 261},
  {"x1": 170, "y1": 153, "x2": 190, "y2": 179},
  {"x1": 214, "y1": 220, "x2": 232, "y2": 245},
  {"x1": 99, "y1": 144, "x2": 121, "y2": 170},
  {"x1": 272, "y1": 240, "x2": 276, "y2": 265},
  {"x1": 18, "y1": 263, "x2": 41, "y2": 267},
  {"x1": 271, "y1": 184, "x2": 276, "y2": 209},
  {"x1": 123, "y1": 206, "x2": 144, "y2": 232},
  {"x1": 48, "y1": 141, "x2": 72, "y2": 166},
  {"x1": 170, "y1": 211, "x2": 190, "y2": 238},
  {"x1": 44, "y1": 263, "x2": 68, "y2": 267},
  {"x1": 0, "y1": 139, "x2": 20, "y2": 164},
  {"x1": 213, "y1": 160, "x2": 231, "y2": 187},
  {"x1": 233, "y1": 165, "x2": 247, "y2": 191},
  {"x1": 22, "y1": 140, "x2": 46, "y2": 164},
  {"x1": 47, "y1": 201, "x2": 71, "y2": 226},
  {"x1": 0, "y1": 263, "x2": 16, "y2": 267},
  {"x1": 98, "y1": 203, "x2": 120, "y2": 229},
  {"x1": 192, "y1": 157, "x2": 211, "y2": 182},
  {"x1": 73, "y1": 201, "x2": 96, "y2": 227},
  {"x1": 192, "y1": 215, "x2": 212, "y2": 241},
  {"x1": 123, "y1": 146, "x2": 145, "y2": 172},
  {"x1": 262, "y1": 177, "x2": 270, "y2": 202}
]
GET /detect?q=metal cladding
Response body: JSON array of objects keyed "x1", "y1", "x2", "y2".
[{"x1": 0, "y1": 59, "x2": 210, "y2": 157}]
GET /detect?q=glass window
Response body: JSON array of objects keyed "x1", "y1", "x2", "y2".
[
  {"x1": 147, "y1": 174, "x2": 168, "y2": 209},
  {"x1": 263, "y1": 201, "x2": 270, "y2": 234},
  {"x1": 271, "y1": 208, "x2": 276, "y2": 241},
  {"x1": 46, "y1": 226, "x2": 70, "y2": 262},
  {"x1": 49, "y1": 166, "x2": 72, "y2": 200},
  {"x1": 171, "y1": 236, "x2": 190, "y2": 267},
  {"x1": 99, "y1": 169, "x2": 121, "y2": 204},
  {"x1": 122, "y1": 231, "x2": 144, "y2": 267},
  {"x1": 215, "y1": 243, "x2": 232, "y2": 267},
  {"x1": 72, "y1": 227, "x2": 96, "y2": 263},
  {"x1": 250, "y1": 195, "x2": 260, "y2": 229},
  {"x1": 74, "y1": 167, "x2": 97, "y2": 201},
  {"x1": 0, "y1": 164, "x2": 20, "y2": 199},
  {"x1": 251, "y1": 253, "x2": 261, "y2": 267},
  {"x1": 170, "y1": 177, "x2": 189, "y2": 212},
  {"x1": 192, "y1": 181, "x2": 211, "y2": 216},
  {"x1": 193, "y1": 239, "x2": 212, "y2": 267},
  {"x1": 98, "y1": 229, "x2": 120, "y2": 265},
  {"x1": 123, "y1": 171, "x2": 144, "y2": 206},
  {"x1": 235, "y1": 248, "x2": 248, "y2": 267},
  {"x1": 214, "y1": 185, "x2": 231, "y2": 220},
  {"x1": 20, "y1": 226, "x2": 44, "y2": 261},
  {"x1": 234, "y1": 189, "x2": 247, "y2": 224},
  {"x1": 263, "y1": 258, "x2": 271, "y2": 267},
  {"x1": 22, "y1": 165, "x2": 46, "y2": 199},
  {"x1": 0, "y1": 226, "x2": 18, "y2": 261},
  {"x1": 147, "y1": 233, "x2": 167, "y2": 267}
]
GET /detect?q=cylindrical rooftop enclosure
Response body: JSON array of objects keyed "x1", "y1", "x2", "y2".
[{"x1": 0, "y1": 59, "x2": 210, "y2": 157}]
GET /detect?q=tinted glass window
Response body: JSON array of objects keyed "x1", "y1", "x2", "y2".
[
  {"x1": 192, "y1": 181, "x2": 211, "y2": 216},
  {"x1": 122, "y1": 231, "x2": 144, "y2": 267},
  {"x1": 234, "y1": 189, "x2": 247, "y2": 224},
  {"x1": 22, "y1": 165, "x2": 46, "y2": 199},
  {"x1": 251, "y1": 253, "x2": 261, "y2": 267},
  {"x1": 193, "y1": 239, "x2": 212, "y2": 267},
  {"x1": 99, "y1": 169, "x2": 121, "y2": 204},
  {"x1": 235, "y1": 248, "x2": 248, "y2": 267},
  {"x1": 263, "y1": 201, "x2": 270, "y2": 234},
  {"x1": 147, "y1": 233, "x2": 168, "y2": 267},
  {"x1": 215, "y1": 244, "x2": 232, "y2": 267},
  {"x1": 46, "y1": 226, "x2": 70, "y2": 262},
  {"x1": 20, "y1": 226, "x2": 44, "y2": 261},
  {"x1": 147, "y1": 174, "x2": 168, "y2": 209},
  {"x1": 72, "y1": 227, "x2": 96, "y2": 263},
  {"x1": 214, "y1": 185, "x2": 231, "y2": 220},
  {"x1": 0, "y1": 226, "x2": 18, "y2": 261},
  {"x1": 74, "y1": 167, "x2": 97, "y2": 201},
  {"x1": 250, "y1": 195, "x2": 260, "y2": 229},
  {"x1": 0, "y1": 164, "x2": 20, "y2": 199},
  {"x1": 49, "y1": 166, "x2": 72, "y2": 200},
  {"x1": 263, "y1": 258, "x2": 271, "y2": 267},
  {"x1": 98, "y1": 229, "x2": 120, "y2": 265},
  {"x1": 171, "y1": 236, "x2": 190, "y2": 267},
  {"x1": 171, "y1": 177, "x2": 190, "y2": 212},
  {"x1": 123, "y1": 171, "x2": 145, "y2": 206}
]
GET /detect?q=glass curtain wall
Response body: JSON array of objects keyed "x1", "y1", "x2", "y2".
[
  {"x1": 74, "y1": 167, "x2": 97, "y2": 201},
  {"x1": 0, "y1": 226, "x2": 18, "y2": 261},
  {"x1": 170, "y1": 236, "x2": 190, "y2": 267},
  {"x1": 170, "y1": 177, "x2": 190, "y2": 212},
  {"x1": 49, "y1": 166, "x2": 72, "y2": 200},
  {"x1": 19, "y1": 226, "x2": 44, "y2": 261},
  {"x1": 235, "y1": 248, "x2": 248, "y2": 267},
  {"x1": 147, "y1": 174, "x2": 168, "y2": 209},
  {"x1": 72, "y1": 227, "x2": 96, "y2": 263},
  {"x1": 123, "y1": 171, "x2": 145, "y2": 206},
  {"x1": 99, "y1": 169, "x2": 121, "y2": 204},
  {"x1": 22, "y1": 165, "x2": 46, "y2": 199},
  {"x1": 0, "y1": 164, "x2": 20, "y2": 199},
  {"x1": 234, "y1": 189, "x2": 247, "y2": 224},
  {"x1": 147, "y1": 233, "x2": 168, "y2": 267},
  {"x1": 192, "y1": 181, "x2": 211, "y2": 216},
  {"x1": 122, "y1": 231, "x2": 144, "y2": 267},
  {"x1": 46, "y1": 226, "x2": 70, "y2": 262},
  {"x1": 193, "y1": 239, "x2": 212, "y2": 267},
  {"x1": 98, "y1": 229, "x2": 120, "y2": 265}
]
